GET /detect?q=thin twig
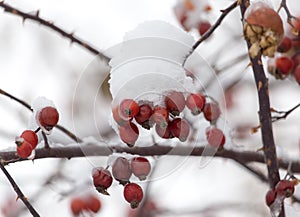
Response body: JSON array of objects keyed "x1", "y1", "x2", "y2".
[
  {"x1": 278, "y1": 0, "x2": 298, "y2": 29},
  {"x1": 0, "y1": 160, "x2": 40, "y2": 217},
  {"x1": 0, "y1": 1, "x2": 110, "y2": 62},
  {"x1": 271, "y1": 103, "x2": 300, "y2": 122}
]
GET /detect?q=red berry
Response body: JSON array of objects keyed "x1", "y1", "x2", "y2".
[
  {"x1": 16, "y1": 140, "x2": 33, "y2": 159},
  {"x1": 186, "y1": 93, "x2": 206, "y2": 115},
  {"x1": 124, "y1": 183, "x2": 144, "y2": 209},
  {"x1": 112, "y1": 106, "x2": 131, "y2": 126},
  {"x1": 164, "y1": 91, "x2": 185, "y2": 116},
  {"x1": 198, "y1": 21, "x2": 211, "y2": 36},
  {"x1": 20, "y1": 130, "x2": 38, "y2": 149},
  {"x1": 134, "y1": 104, "x2": 153, "y2": 129},
  {"x1": 169, "y1": 118, "x2": 190, "y2": 142},
  {"x1": 277, "y1": 37, "x2": 292, "y2": 53},
  {"x1": 112, "y1": 157, "x2": 132, "y2": 185},
  {"x1": 293, "y1": 65, "x2": 300, "y2": 84},
  {"x1": 131, "y1": 157, "x2": 151, "y2": 181},
  {"x1": 155, "y1": 124, "x2": 172, "y2": 139},
  {"x1": 92, "y1": 167, "x2": 113, "y2": 195},
  {"x1": 120, "y1": 99, "x2": 139, "y2": 119},
  {"x1": 275, "y1": 180, "x2": 295, "y2": 198},
  {"x1": 203, "y1": 102, "x2": 221, "y2": 122},
  {"x1": 85, "y1": 195, "x2": 101, "y2": 213},
  {"x1": 206, "y1": 127, "x2": 225, "y2": 148},
  {"x1": 265, "y1": 189, "x2": 277, "y2": 207},
  {"x1": 151, "y1": 106, "x2": 169, "y2": 128},
  {"x1": 70, "y1": 198, "x2": 85, "y2": 216},
  {"x1": 275, "y1": 56, "x2": 294, "y2": 79},
  {"x1": 292, "y1": 53, "x2": 300, "y2": 66},
  {"x1": 38, "y1": 107, "x2": 59, "y2": 130},
  {"x1": 119, "y1": 122, "x2": 139, "y2": 147}
]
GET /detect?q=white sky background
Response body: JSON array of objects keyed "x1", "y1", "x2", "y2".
[{"x1": 0, "y1": 0, "x2": 300, "y2": 217}]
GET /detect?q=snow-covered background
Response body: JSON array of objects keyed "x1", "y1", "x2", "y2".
[{"x1": 0, "y1": 0, "x2": 300, "y2": 216}]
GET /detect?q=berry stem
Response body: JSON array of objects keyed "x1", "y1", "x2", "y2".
[
  {"x1": 41, "y1": 132, "x2": 50, "y2": 149},
  {"x1": 0, "y1": 159, "x2": 40, "y2": 217}
]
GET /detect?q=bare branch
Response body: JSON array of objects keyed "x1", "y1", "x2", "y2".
[{"x1": 271, "y1": 103, "x2": 300, "y2": 122}]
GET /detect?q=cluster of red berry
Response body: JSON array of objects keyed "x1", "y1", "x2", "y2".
[
  {"x1": 70, "y1": 194, "x2": 101, "y2": 216},
  {"x1": 174, "y1": 0, "x2": 212, "y2": 35},
  {"x1": 265, "y1": 179, "x2": 297, "y2": 207},
  {"x1": 267, "y1": 18, "x2": 300, "y2": 84},
  {"x1": 92, "y1": 156, "x2": 151, "y2": 209},
  {"x1": 113, "y1": 91, "x2": 226, "y2": 149},
  {"x1": 14, "y1": 107, "x2": 59, "y2": 158}
]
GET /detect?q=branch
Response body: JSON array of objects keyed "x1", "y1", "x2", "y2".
[
  {"x1": 0, "y1": 160, "x2": 40, "y2": 217},
  {"x1": 0, "y1": 1, "x2": 110, "y2": 62},
  {"x1": 271, "y1": 103, "x2": 300, "y2": 122},
  {"x1": 278, "y1": 0, "x2": 298, "y2": 29},
  {"x1": 183, "y1": 1, "x2": 238, "y2": 65}
]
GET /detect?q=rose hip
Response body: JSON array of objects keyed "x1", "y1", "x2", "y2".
[
  {"x1": 131, "y1": 157, "x2": 151, "y2": 181},
  {"x1": 164, "y1": 91, "x2": 185, "y2": 116},
  {"x1": 123, "y1": 183, "x2": 144, "y2": 209},
  {"x1": 119, "y1": 122, "x2": 139, "y2": 147},
  {"x1": 112, "y1": 157, "x2": 132, "y2": 185},
  {"x1": 169, "y1": 118, "x2": 190, "y2": 142}
]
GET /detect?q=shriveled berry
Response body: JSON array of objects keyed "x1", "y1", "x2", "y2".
[
  {"x1": 169, "y1": 118, "x2": 190, "y2": 142},
  {"x1": 203, "y1": 102, "x2": 221, "y2": 122},
  {"x1": 275, "y1": 180, "x2": 295, "y2": 198},
  {"x1": 112, "y1": 157, "x2": 132, "y2": 185},
  {"x1": 275, "y1": 56, "x2": 293, "y2": 79},
  {"x1": 112, "y1": 106, "x2": 131, "y2": 126},
  {"x1": 155, "y1": 124, "x2": 172, "y2": 139},
  {"x1": 198, "y1": 21, "x2": 211, "y2": 36},
  {"x1": 206, "y1": 127, "x2": 225, "y2": 148},
  {"x1": 70, "y1": 198, "x2": 86, "y2": 216},
  {"x1": 16, "y1": 140, "x2": 33, "y2": 159},
  {"x1": 38, "y1": 106, "x2": 59, "y2": 130},
  {"x1": 85, "y1": 195, "x2": 101, "y2": 213},
  {"x1": 293, "y1": 65, "x2": 300, "y2": 84},
  {"x1": 131, "y1": 157, "x2": 151, "y2": 181},
  {"x1": 164, "y1": 91, "x2": 185, "y2": 116},
  {"x1": 277, "y1": 37, "x2": 292, "y2": 53},
  {"x1": 135, "y1": 104, "x2": 153, "y2": 129},
  {"x1": 265, "y1": 189, "x2": 277, "y2": 207},
  {"x1": 20, "y1": 130, "x2": 38, "y2": 149},
  {"x1": 119, "y1": 122, "x2": 139, "y2": 147},
  {"x1": 124, "y1": 183, "x2": 144, "y2": 209},
  {"x1": 151, "y1": 106, "x2": 169, "y2": 128},
  {"x1": 92, "y1": 167, "x2": 113, "y2": 195},
  {"x1": 186, "y1": 93, "x2": 206, "y2": 115},
  {"x1": 120, "y1": 99, "x2": 139, "y2": 118}
]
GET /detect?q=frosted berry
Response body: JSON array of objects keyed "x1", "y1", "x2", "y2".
[
  {"x1": 20, "y1": 130, "x2": 38, "y2": 149},
  {"x1": 275, "y1": 180, "x2": 295, "y2": 198},
  {"x1": 92, "y1": 167, "x2": 113, "y2": 195},
  {"x1": 198, "y1": 21, "x2": 211, "y2": 36},
  {"x1": 134, "y1": 103, "x2": 153, "y2": 129},
  {"x1": 16, "y1": 140, "x2": 33, "y2": 159},
  {"x1": 112, "y1": 106, "x2": 131, "y2": 126},
  {"x1": 169, "y1": 118, "x2": 190, "y2": 142},
  {"x1": 120, "y1": 99, "x2": 139, "y2": 119},
  {"x1": 131, "y1": 157, "x2": 151, "y2": 181},
  {"x1": 293, "y1": 65, "x2": 300, "y2": 84},
  {"x1": 164, "y1": 91, "x2": 185, "y2": 116},
  {"x1": 151, "y1": 106, "x2": 169, "y2": 128},
  {"x1": 119, "y1": 122, "x2": 139, "y2": 147},
  {"x1": 265, "y1": 189, "x2": 277, "y2": 207},
  {"x1": 38, "y1": 106, "x2": 59, "y2": 130},
  {"x1": 124, "y1": 183, "x2": 144, "y2": 209},
  {"x1": 186, "y1": 93, "x2": 206, "y2": 115},
  {"x1": 206, "y1": 127, "x2": 225, "y2": 149},
  {"x1": 112, "y1": 157, "x2": 132, "y2": 185},
  {"x1": 274, "y1": 56, "x2": 293, "y2": 79},
  {"x1": 203, "y1": 102, "x2": 221, "y2": 122},
  {"x1": 277, "y1": 37, "x2": 292, "y2": 53},
  {"x1": 155, "y1": 124, "x2": 173, "y2": 139},
  {"x1": 70, "y1": 198, "x2": 85, "y2": 216},
  {"x1": 85, "y1": 195, "x2": 101, "y2": 213}
]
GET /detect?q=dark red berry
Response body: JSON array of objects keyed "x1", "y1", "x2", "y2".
[
  {"x1": 20, "y1": 130, "x2": 38, "y2": 149},
  {"x1": 169, "y1": 118, "x2": 190, "y2": 142},
  {"x1": 294, "y1": 65, "x2": 300, "y2": 84},
  {"x1": 112, "y1": 157, "x2": 132, "y2": 185},
  {"x1": 155, "y1": 124, "x2": 173, "y2": 139},
  {"x1": 16, "y1": 140, "x2": 33, "y2": 159},
  {"x1": 186, "y1": 93, "x2": 206, "y2": 115},
  {"x1": 112, "y1": 106, "x2": 131, "y2": 126},
  {"x1": 120, "y1": 99, "x2": 139, "y2": 118},
  {"x1": 265, "y1": 189, "x2": 277, "y2": 207},
  {"x1": 275, "y1": 56, "x2": 294, "y2": 79},
  {"x1": 278, "y1": 37, "x2": 292, "y2": 53},
  {"x1": 206, "y1": 127, "x2": 225, "y2": 148},
  {"x1": 124, "y1": 183, "x2": 144, "y2": 209},
  {"x1": 275, "y1": 180, "x2": 295, "y2": 198},
  {"x1": 119, "y1": 122, "x2": 139, "y2": 147},
  {"x1": 164, "y1": 91, "x2": 185, "y2": 116},
  {"x1": 92, "y1": 167, "x2": 113, "y2": 195},
  {"x1": 131, "y1": 157, "x2": 151, "y2": 181},
  {"x1": 292, "y1": 53, "x2": 300, "y2": 67},
  {"x1": 203, "y1": 102, "x2": 221, "y2": 122},
  {"x1": 38, "y1": 107, "x2": 59, "y2": 130},
  {"x1": 151, "y1": 106, "x2": 169, "y2": 128},
  {"x1": 85, "y1": 195, "x2": 101, "y2": 213},
  {"x1": 198, "y1": 21, "x2": 211, "y2": 35},
  {"x1": 135, "y1": 104, "x2": 153, "y2": 129},
  {"x1": 70, "y1": 198, "x2": 86, "y2": 216}
]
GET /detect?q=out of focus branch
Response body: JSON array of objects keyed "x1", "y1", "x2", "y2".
[
  {"x1": 278, "y1": 0, "x2": 298, "y2": 28},
  {"x1": 0, "y1": 160, "x2": 40, "y2": 217},
  {"x1": 0, "y1": 1, "x2": 110, "y2": 62}
]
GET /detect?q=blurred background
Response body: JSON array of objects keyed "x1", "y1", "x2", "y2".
[{"x1": 0, "y1": 0, "x2": 300, "y2": 216}]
